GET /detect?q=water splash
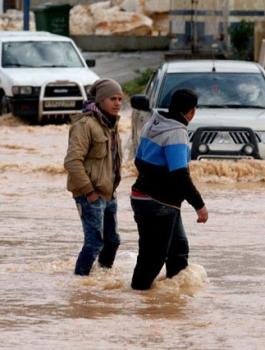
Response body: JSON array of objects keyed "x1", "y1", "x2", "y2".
[
  {"x1": 190, "y1": 159, "x2": 265, "y2": 183},
  {"x1": 75, "y1": 258, "x2": 207, "y2": 298},
  {"x1": 0, "y1": 113, "x2": 27, "y2": 126},
  {"x1": 123, "y1": 159, "x2": 265, "y2": 183},
  {"x1": 0, "y1": 162, "x2": 65, "y2": 175},
  {"x1": 0, "y1": 144, "x2": 36, "y2": 152},
  {"x1": 154, "y1": 264, "x2": 208, "y2": 297},
  {"x1": 79, "y1": 267, "x2": 125, "y2": 290}
]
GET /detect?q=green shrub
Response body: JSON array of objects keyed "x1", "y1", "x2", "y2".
[
  {"x1": 229, "y1": 20, "x2": 254, "y2": 60},
  {"x1": 122, "y1": 68, "x2": 154, "y2": 96}
]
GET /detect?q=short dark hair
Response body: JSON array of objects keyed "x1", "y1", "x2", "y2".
[{"x1": 168, "y1": 89, "x2": 198, "y2": 115}]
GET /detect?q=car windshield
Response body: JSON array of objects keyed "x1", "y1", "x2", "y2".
[
  {"x1": 2, "y1": 41, "x2": 84, "y2": 68},
  {"x1": 158, "y1": 72, "x2": 265, "y2": 109}
]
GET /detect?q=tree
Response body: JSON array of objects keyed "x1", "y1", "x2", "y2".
[{"x1": 229, "y1": 20, "x2": 254, "y2": 60}]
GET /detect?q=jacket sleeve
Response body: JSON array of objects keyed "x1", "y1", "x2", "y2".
[
  {"x1": 164, "y1": 131, "x2": 204, "y2": 210},
  {"x1": 170, "y1": 167, "x2": 204, "y2": 210},
  {"x1": 64, "y1": 120, "x2": 95, "y2": 195}
]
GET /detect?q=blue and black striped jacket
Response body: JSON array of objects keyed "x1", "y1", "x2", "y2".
[{"x1": 132, "y1": 110, "x2": 204, "y2": 209}]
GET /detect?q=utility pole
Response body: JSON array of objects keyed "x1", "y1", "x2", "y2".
[
  {"x1": 222, "y1": 0, "x2": 230, "y2": 50},
  {"x1": 23, "y1": 0, "x2": 30, "y2": 30},
  {"x1": 191, "y1": 0, "x2": 198, "y2": 53}
]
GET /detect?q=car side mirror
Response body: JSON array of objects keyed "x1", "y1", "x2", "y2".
[
  {"x1": 130, "y1": 95, "x2": 150, "y2": 111},
  {"x1": 86, "y1": 59, "x2": 96, "y2": 67}
]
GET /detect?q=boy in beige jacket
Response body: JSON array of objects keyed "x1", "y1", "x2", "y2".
[{"x1": 64, "y1": 79, "x2": 123, "y2": 275}]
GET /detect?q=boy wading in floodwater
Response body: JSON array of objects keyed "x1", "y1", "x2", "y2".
[
  {"x1": 64, "y1": 79, "x2": 123, "y2": 276},
  {"x1": 130, "y1": 89, "x2": 208, "y2": 290}
]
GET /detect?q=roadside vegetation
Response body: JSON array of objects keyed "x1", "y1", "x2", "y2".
[
  {"x1": 121, "y1": 68, "x2": 154, "y2": 97},
  {"x1": 229, "y1": 20, "x2": 254, "y2": 60}
]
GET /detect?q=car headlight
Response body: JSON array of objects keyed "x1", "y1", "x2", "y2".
[
  {"x1": 242, "y1": 144, "x2": 255, "y2": 155},
  {"x1": 256, "y1": 131, "x2": 265, "y2": 144},
  {"x1": 12, "y1": 86, "x2": 33, "y2": 95}
]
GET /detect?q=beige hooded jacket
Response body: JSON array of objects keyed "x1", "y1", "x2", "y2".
[{"x1": 64, "y1": 111, "x2": 122, "y2": 200}]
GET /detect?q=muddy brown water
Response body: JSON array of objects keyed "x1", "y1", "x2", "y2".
[{"x1": 0, "y1": 112, "x2": 265, "y2": 350}]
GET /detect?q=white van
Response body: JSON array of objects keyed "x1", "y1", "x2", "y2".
[{"x1": 0, "y1": 31, "x2": 99, "y2": 123}]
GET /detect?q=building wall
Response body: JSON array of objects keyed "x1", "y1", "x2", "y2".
[{"x1": 170, "y1": 0, "x2": 265, "y2": 50}]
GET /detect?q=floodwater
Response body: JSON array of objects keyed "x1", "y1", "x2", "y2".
[{"x1": 0, "y1": 111, "x2": 265, "y2": 350}]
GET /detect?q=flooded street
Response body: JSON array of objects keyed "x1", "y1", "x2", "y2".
[{"x1": 1, "y1": 112, "x2": 265, "y2": 350}]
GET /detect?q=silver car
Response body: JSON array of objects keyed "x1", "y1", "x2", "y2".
[{"x1": 131, "y1": 60, "x2": 265, "y2": 160}]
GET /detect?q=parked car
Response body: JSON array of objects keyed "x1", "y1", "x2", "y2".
[
  {"x1": 0, "y1": 31, "x2": 99, "y2": 123},
  {"x1": 131, "y1": 60, "x2": 265, "y2": 160}
]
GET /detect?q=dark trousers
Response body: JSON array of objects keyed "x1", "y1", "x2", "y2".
[{"x1": 131, "y1": 198, "x2": 189, "y2": 290}]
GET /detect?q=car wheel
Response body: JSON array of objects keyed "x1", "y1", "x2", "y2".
[{"x1": 0, "y1": 95, "x2": 9, "y2": 115}]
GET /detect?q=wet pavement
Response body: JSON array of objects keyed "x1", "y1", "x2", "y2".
[{"x1": 83, "y1": 51, "x2": 165, "y2": 83}]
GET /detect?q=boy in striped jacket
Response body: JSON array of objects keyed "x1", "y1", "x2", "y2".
[{"x1": 131, "y1": 89, "x2": 208, "y2": 290}]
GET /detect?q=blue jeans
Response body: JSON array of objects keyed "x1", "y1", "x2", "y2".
[
  {"x1": 131, "y1": 198, "x2": 189, "y2": 290},
  {"x1": 74, "y1": 195, "x2": 120, "y2": 275}
]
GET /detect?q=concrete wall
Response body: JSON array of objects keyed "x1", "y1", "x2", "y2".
[{"x1": 71, "y1": 35, "x2": 170, "y2": 52}]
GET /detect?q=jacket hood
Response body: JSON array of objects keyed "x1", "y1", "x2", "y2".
[
  {"x1": 144, "y1": 110, "x2": 187, "y2": 138},
  {"x1": 70, "y1": 112, "x2": 90, "y2": 123},
  {"x1": 70, "y1": 101, "x2": 120, "y2": 127}
]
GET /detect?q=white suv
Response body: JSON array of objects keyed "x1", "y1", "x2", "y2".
[
  {"x1": 0, "y1": 31, "x2": 99, "y2": 123},
  {"x1": 131, "y1": 60, "x2": 265, "y2": 160}
]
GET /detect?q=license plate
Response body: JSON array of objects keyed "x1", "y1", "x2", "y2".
[{"x1": 44, "y1": 100, "x2": 76, "y2": 108}]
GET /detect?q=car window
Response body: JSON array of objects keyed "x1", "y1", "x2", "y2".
[
  {"x1": 158, "y1": 72, "x2": 265, "y2": 108},
  {"x1": 2, "y1": 41, "x2": 84, "y2": 68}
]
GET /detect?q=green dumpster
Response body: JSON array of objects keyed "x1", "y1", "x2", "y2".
[{"x1": 33, "y1": 3, "x2": 72, "y2": 37}]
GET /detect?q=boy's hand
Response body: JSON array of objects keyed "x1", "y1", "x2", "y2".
[{"x1": 196, "y1": 206, "x2": 208, "y2": 223}]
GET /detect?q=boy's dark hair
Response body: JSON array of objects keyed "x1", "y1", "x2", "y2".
[{"x1": 168, "y1": 89, "x2": 198, "y2": 115}]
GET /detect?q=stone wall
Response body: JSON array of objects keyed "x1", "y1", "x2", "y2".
[{"x1": 72, "y1": 34, "x2": 170, "y2": 51}]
